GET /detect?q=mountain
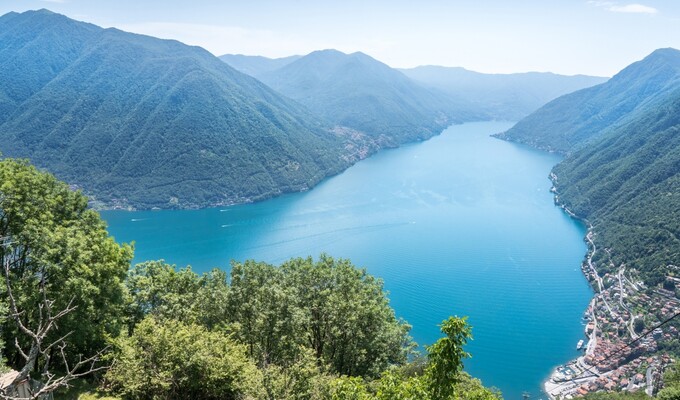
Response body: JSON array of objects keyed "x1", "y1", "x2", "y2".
[
  {"x1": 219, "y1": 54, "x2": 301, "y2": 77},
  {"x1": 0, "y1": 10, "x2": 359, "y2": 209},
  {"x1": 496, "y1": 48, "x2": 680, "y2": 153},
  {"x1": 552, "y1": 89, "x2": 680, "y2": 284},
  {"x1": 400, "y1": 66, "x2": 607, "y2": 120},
  {"x1": 225, "y1": 49, "x2": 484, "y2": 147},
  {"x1": 501, "y1": 48, "x2": 680, "y2": 285}
]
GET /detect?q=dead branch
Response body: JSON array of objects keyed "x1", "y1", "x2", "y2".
[{"x1": 1, "y1": 251, "x2": 109, "y2": 399}]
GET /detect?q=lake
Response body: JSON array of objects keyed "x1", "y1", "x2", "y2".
[{"x1": 102, "y1": 121, "x2": 592, "y2": 399}]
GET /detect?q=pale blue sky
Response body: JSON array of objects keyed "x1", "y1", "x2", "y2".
[{"x1": 2, "y1": 0, "x2": 680, "y2": 76}]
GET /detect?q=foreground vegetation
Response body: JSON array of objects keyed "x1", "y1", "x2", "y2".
[{"x1": 0, "y1": 157, "x2": 499, "y2": 399}]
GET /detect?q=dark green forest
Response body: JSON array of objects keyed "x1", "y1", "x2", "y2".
[
  {"x1": 552, "y1": 91, "x2": 680, "y2": 284},
  {"x1": 0, "y1": 10, "x2": 357, "y2": 210},
  {"x1": 501, "y1": 48, "x2": 680, "y2": 287},
  {"x1": 0, "y1": 158, "x2": 498, "y2": 399}
]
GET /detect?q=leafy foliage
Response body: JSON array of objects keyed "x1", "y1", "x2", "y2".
[
  {"x1": 0, "y1": 10, "x2": 354, "y2": 209},
  {"x1": 120, "y1": 258, "x2": 501, "y2": 399},
  {"x1": 125, "y1": 256, "x2": 412, "y2": 378},
  {"x1": 125, "y1": 261, "x2": 230, "y2": 329},
  {"x1": 105, "y1": 316, "x2": 265, "y2": 400},
  {"x1": 425, "y1": 317, "x2": 472, "y2": 400},
  {"x1": 0, "y1": 158, "x2": 132, "y2": 366}
]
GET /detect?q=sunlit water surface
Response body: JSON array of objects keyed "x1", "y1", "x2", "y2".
[{"x1": 103, "y1": 121, "x2": 592, "y2": 399}]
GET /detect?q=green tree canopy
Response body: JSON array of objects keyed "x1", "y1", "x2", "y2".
[
  {"x1": 425, "y1": 316, "x2": 472, "y2": 400},
  {"x1": 105, "y1": 316, "x2": 264, "y2": 400},
  {"x1": 229, "y1": 255, "x2": 413, "y2": 377},
  {"x1": 0, "y1": 158, "x2": 132, "y2": 367}
]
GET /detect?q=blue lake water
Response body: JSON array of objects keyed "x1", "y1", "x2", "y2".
[{"x1": 102, "y1": 121, "x2": 592, "y2": 399}]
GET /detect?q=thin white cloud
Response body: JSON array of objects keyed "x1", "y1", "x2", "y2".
[
  {"x1": 608, "y1": 3, "x2": 658, "y2": 14},
  {"x1": 588, "y1": 1, "x2": 658, "y2": 14},
  {"x1": 40, "y1": 0, "x2": 67, "y2": 3}
]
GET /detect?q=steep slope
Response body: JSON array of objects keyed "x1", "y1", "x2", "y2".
[
  {"x1": 552, "y1": 91, "x2": 680, "y2": 283},
  {"x1": 496, "y1": 48, "x2": 680, "y2": 153},
  {"x1": 0, "y1": 10, "x2": 354, "y2": 209},
  {"x1": 249, "y1": 49, "x2": 483, "y2": 147},
  {"x1": 401, "y1": 66, "x2": 607, "y2": 120},
  {"x1": 219, "y1": 54, "x2": 301, "y2": 77}
]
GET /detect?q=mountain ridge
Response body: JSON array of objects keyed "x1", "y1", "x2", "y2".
[
  {"x1": 235, "y1": 49, "x2": 481, "y2": 147},
  {"x1": 496, "y1": 47, "x2": 680, "y2": 153},
  {"x1": 400, "y1": 65, "x2": 608, "y2": 121},
  {"x1": 499, "y1": 47, "x2": 680, "y2": 284},
  {"x1": 0, "y1": 9, "x2": 358, "y2": 210}
]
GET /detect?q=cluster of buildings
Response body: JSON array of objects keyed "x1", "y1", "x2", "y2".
[{"x1": 545, "y1": 252, "x2": 679, "y2": 399}]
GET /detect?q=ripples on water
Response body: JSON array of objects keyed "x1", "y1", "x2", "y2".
[{"x1": 103, "y1": 121, "x2": 592, "y2": 399}]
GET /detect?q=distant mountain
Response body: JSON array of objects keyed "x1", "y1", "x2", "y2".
[
  {"x1": 400, "y1": 66, "x2": 607, "y2": 120},
  {"x1": 500, "y1": 48, "x2": 680, "y2": 285},
  {"x1": 219, "y1": 54, "x2": 301, "y2": 77},
  {"x1": 225, "y1": 49, "x2": 484, "y2": 147},
  {"x1": 0, "y1": 10, "x2": 361, "y2": 209},
  {"x1": 496, "y1": 48, "x2": 680, "y2": 153}
]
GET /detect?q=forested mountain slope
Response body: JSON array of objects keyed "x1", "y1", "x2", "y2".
[
  {"x1": 500, "y1": 48, "x2": 680, "y2": 285},
  {"x1": 225, "y1": 49, "x2": 484, "y2": 147},
  {"x1": 0, "y1": 10, "x2": 355, "y2": 209},
  {"x1": 497, "y1": 48, "x2": 680, "y2": 154},
  {"x1": 552, "y1": 90, "x2": 680, "y2": 283}
]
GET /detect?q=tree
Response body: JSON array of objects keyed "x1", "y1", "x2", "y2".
[
  {"x1": 633, "y1": 317, "x2": 645, "y2": 334},
  {"x1": 425, "y1": 317, "x2": 472, "y2": 400},
  {"x1": 227, "y1": 260, "x2": 304, "y2": 367},
  {"x1": 126, "y1": 261, "x2": 231, "y2": 331},
  {"x1": 227, "y1": 255, "x2": 412, "y2": 376},
  {"x1": 105, "y1": 316, "x2": 264, "y2": 400},
  {"x1": 658, "y1": 365, "x2": 680, "y2": 400},
  {"x1": 1, "y1": 258, "x2": 108, "y2": 399},
  {"x1": 126, "y1": 261, "x2": 202, "y2": 327},
  {"x1": 0, "y1": 159, "x2": 132, "y2": 367},
  {"x1": 281, "y1": 255, "x2": 412, "y2": 377}
]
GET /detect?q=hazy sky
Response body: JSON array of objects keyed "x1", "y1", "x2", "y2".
[{"x1": 2, "y1": 0, "x2": 680, "y2": 76}]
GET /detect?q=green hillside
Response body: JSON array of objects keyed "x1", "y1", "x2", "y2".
[
  {"x1": 500, "y1": 48, "x2": 680, "y2": 285},
  {"x1": 552, "y1": 90, "x2": 680, "y2": 284},
  {"x1": 236, "y1": 49, "x2": 484, "y2": 147},
  {"x1": 0, "y1": 10, "x2": 355, "y2": 209},
  {"x1": 497, "y1": 48, "x2": 680, "y2": 154}
]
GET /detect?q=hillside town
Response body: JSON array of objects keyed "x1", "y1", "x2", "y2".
[{"x1": 545, "y1": 231, "x2": 680, "y2": 399}]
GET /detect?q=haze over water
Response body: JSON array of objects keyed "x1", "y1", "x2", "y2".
[{"x1": 103, "y1": 121, "x2": 592, "y2": 399}]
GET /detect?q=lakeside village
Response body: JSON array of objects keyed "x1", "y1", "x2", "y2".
[{"x1": 544, "y1": 230, "x2": 680, "y2": 399}]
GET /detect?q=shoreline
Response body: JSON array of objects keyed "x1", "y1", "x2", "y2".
[{"x1": 544, "y1": 174, "x2": 679, "y2": 399}]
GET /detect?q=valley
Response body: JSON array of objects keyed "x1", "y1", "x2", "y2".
[{"x1": 0, "y1": 5, "x2": 679, "y2": 400}]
